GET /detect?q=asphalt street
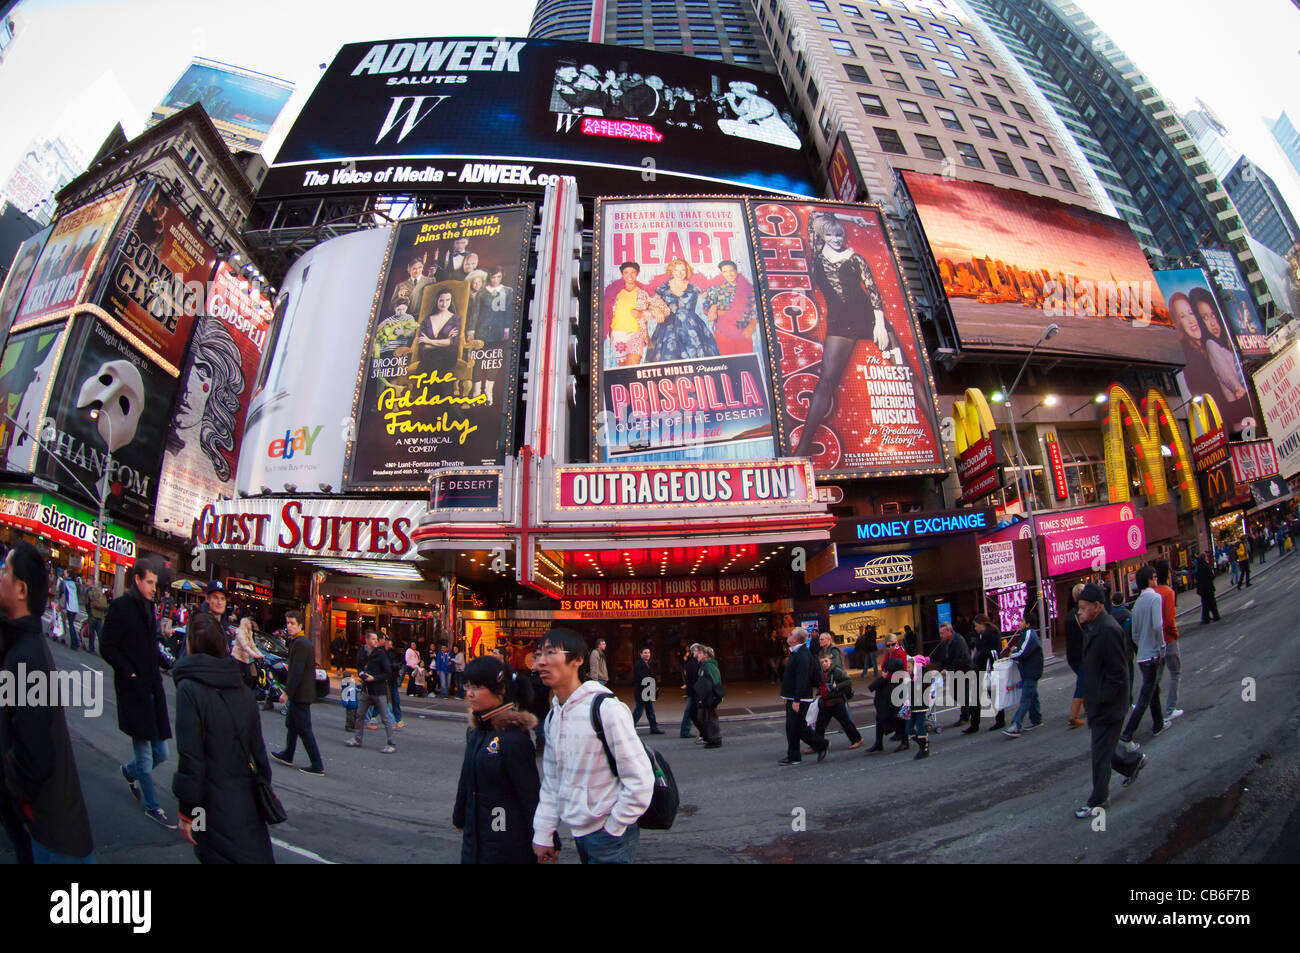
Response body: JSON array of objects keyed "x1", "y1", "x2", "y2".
[{"x1": 2, "y1": 556, "x2": 1297, "y2": 865}]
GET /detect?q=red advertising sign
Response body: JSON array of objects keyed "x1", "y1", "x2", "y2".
[
  {"x1": 1045, "y1": 431, "x2": 1069, "y2": 501},
  {"x1": 1041, "y1": 517, "x2": 1147, "y2": 577},
  {"x1": 1229, "y1": 439, "x2": 1280, "y2": 485},
  {"x1": 560, "y1": 574, "x2": 767, "y2": 616},
  {"x1": 1192, "y1": 427, "x2": 1228, "y2": 473},
  {"x1": 961, "y1": 465, "x2": 1002, "y2": 504},
  {"x1": 97, "y1": 182, "x2": 217, "y2": 372},
  {"x1": 828, "y1": 134, "x2": 863, "y2": 204},
  {"x1": 555, "y1": 461, "x2": 812, "y2": 510},
  {"x1": 755, "y1": 200, "x2": 945, "y2": 478}
]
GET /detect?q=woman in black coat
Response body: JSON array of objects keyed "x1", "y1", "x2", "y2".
[
  {"x1": 865, "y1": 653, "x2": 904, "y2": 752},
  {"x1": 453, "y1": 657, "x2": 540, "y2": 864},
  {"x1": 172, "y1": 614, "x2": 275, "y2": 864}
]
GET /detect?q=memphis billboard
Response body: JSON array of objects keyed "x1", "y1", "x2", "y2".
[
  {"x1": 261, "y1": 37, "x2": 815, "y2": 200},
  {"x1": 150, "y1": 58, "x2": 294, "y2": 152},
  {"x1": 901, "y1": 172, "x2": 1184, "y2": 365}
]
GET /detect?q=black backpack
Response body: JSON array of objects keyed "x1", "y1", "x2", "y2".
[{"x1": 590, "y1": 693, "x2": 679, "y2": 830}]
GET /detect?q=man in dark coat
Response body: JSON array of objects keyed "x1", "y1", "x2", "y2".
[
  {"x1": 1075, "y1": 584, "x2": 1146, "y2": 818},
  {"x1": 346, "y1": 630, "x2": 396, "y2": 752},
  {"x1": 0, "y1": 541, "x2": 95, "y2": 862},
  {"x1": 930, "y1": 622, "x2": 973, "y2": 728},
  {"x1": 171, "y1": 616, "x2": 275, "y2": 864},
  {"x1": 1196, "y1": 553, "x2": 1221, "y2": 623},
  {"x1": 779, "y1": 628, "x2": 827, "y2": 765},
  {"x1": 970, "y1": 615, "x2": 1003, "y2": 732},
  {"x1": 271, "y1": 611, "x2": 324, "y2": 776},
  {"x1": 853, "y1": 625, "x2": 877, "y2": 679},
  {"x1": 631, "y1": 647, "x2": 664, "y2": 734},
  {"x1": 681, "y1": 642, "x2": 701, "y2": 739},
  {"x1": 101, "y1": 555, "x2": 176, "y2": 828}
]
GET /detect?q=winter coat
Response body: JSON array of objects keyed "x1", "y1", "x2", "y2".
[
  {"x1": 1064, "y1": 610, "x2": 1085, "y2": 673},
  {"x1": 1005, "y1": 628, "x2": 1043, "y2": 681},
  {"x1": 587, "y1": 648, "x2": 608, "y2": 682},
  {"x1": 0, "y1": 614, "x2": 94, "y2": 858},
  {"x1": 101, "y1": 589, "x2": 172, "y2": 742},
  {"x1": 869, "y1": 657, "x2": 904, "y2": 719},
  {"x1": 973, "y1": 626, "x2": 1002, "y2": 672},
  {"x1": 1081, "y1": 611, "x2": 1130, "y2": 720},
  {"x1": 930, "y1": 635, "x2": 971, "y2": 673},
  {"x1": 1195, "y1": 559, "x2": 1215, "y2": 595},
  {"x1": 452, "y1": 706, "x2": 540, "y2": 864},
  {"x1": 361, "y1": 643, "x2": 392, "y2": 695},
  {"x1": 683, "y1": 655, "x2": 700, "y2": 693},
  {"x1": 284, "y1": 635, "x2": 317, "y2": 704},
  {"x1": 820, "y1": 660, "x2": 853, "y2": 705},
  {"x1": 781, "y1": 644, "x2": 817, "y2": 701},
  {"x1": 693, "y1": 658, "x2": 722, "y2": 708},
  {"x1": 171, "y1": 654, "x2": 275, "y2": 864},
  {"x1": 633, "y1": 657, "x2": 657, "y2": 701}
]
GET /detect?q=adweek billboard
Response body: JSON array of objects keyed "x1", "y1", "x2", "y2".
[
  {"x1": 1152, "y1": 268, "x2": 1260, "y2": 435},
  {"x1": 153, "y1": 267, "x2": 272, "y2": 537},
  {"x1": 0, "y1": 225, "x2": 52, "y2": 339},
  {"x1": 264, "y1": 37, "x2": 815, "y2": 200},
  {"x1": 345, "y1": 204, "x2": 533, "y2": 489},
  {"x1": 901, "y1": 171, "x2": 1183, "y2": 365},
  {"x1": 756, "y1": 200, "x2": 945, "y2": 478},
  {"x1": 592, "y1": 197, "x2": 780, "y2": 464},
  {"x1": 151, "y1": 59, "x2": 294, "y2": 152}
]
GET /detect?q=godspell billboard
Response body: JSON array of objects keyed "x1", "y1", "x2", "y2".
[{"x1": 263, "y1": 37, "x2": 815, "y2": 199}]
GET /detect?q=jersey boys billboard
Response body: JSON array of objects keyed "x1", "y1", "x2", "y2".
[
  {"x1": 592, "y1": 198, "x2": 780, "y2": 464},
  {"x1": 756, "y1": 201, "x2": 945, "y2": 478},
  {"x1": 263, "y1": 37, "x2": 816, "y2": 200},
  {"x1": 344, "y1": 204, "x2": 533, "y2": 489}
]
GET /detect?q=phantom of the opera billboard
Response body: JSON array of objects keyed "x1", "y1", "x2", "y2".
[
  {"x1": 1152, "y1": 268, "x2": 1260, "y2": 436},
  {"x1": 754, "y1": 200, "x2": 945, "y2": 478},
  {"x1": 262, "y1": 37, "x2": 816, "y2": 200},
  {"x1": 153, "y1": 266, "x2": 272, "y2": 537},
  {"x1": 344, "y1": 204, "x2": 533, "y2": 490},
  {"x1": 900, "y1": 171, "x2": 1183, "y2": 364},
  {"x1": 592, "y1": 197, "x2": 780, "y2": 464},
  {"x1": 13, "y1": 189, "x2": 131, "y2": 325}
]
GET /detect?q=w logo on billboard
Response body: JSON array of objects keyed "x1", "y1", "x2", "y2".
[
  {"x1": 554, "y1": 113, "x2": 582, "y2": 134},
  {"x1": 376, "y1": 96, "x2": 449, "y2": 144}
]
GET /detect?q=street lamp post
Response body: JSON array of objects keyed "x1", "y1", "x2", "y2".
[
  {"x1": 1004, "y1": 323, "x2": 1059, "y2": 646},
  {"x1": 87, "y1": 409, "x2": 114, "y2": 590}
]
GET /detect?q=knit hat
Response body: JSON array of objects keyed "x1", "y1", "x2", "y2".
[{"x1": 1078, "y1": 583, "x2": 1107, "y2": 605}]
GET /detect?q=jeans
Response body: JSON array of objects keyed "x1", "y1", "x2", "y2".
[
  {"x1": 1123, "y1": 658, "x2": 1164, "y2": 741},
  {"x1": 631, "y1": 698, "x2": 658, "y2": 730},
  {"x1": 125, "y1": 738, "x2": 169, "y2": 813},
  {"x1": 574, "y1": 826, "x2": 640, "y2": 864},
  {"x1": 906, "y1": 709, "x2": 928, "y2": 739},
  {"x1": 680, "y1": 695, "x2": 697, "y2": 737},
  {"x1": 283, "y1": 700, "x2": 324, "y2": 771},
  {"x1": 31, "y1": 838, "x2": 95, "y2": 864},
  {"x1": 389, "y1": 682, "x2": 402, "y2": 722},
  {"x1": 1230, "y1": 560, "x2": 1240, "y2": 586},
  {"x1": 354, "y1": 693, "x2": 395, "y2": 745},
  {"x1": 437, "y1": 672, "x2": 451, "y2": 697},
  {"x1": 1011, "y1": 677, "x2": 1041, "y2": 729},
  {"x1": 1073, "y1": 668, "x2": 1085, "y2": 701},
  {"x1": 1163, "y1": 641, "x2": 1181, "y2": 714},
  {"x1": 86, "y1": 617, "x2": 101, "y2": 653},
  {"x1": 67, "y1": 612, "x2": 80, "y2": 650},
  {"x1": 1237, "y1": 560, "x2": 1251, "y2": 587}
]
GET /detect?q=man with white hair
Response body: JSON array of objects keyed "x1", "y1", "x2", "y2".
[{"x1": 779, "y1": 628, "x2": 826, "y2": 765}]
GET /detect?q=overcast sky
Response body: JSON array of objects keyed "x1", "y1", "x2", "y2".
[{"x1": 1, "y1": 0, "x2": 1298, "y2": 215}]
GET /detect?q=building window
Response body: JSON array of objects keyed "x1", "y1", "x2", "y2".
[
  {"x1": 818, "y1": 16, "x2": 843, "y2": 31},
  {"x1": 956, "y1": 30, "x2": 978, "y2": 45},
  {"x1": 950, "y1": 84, "x2": 975, "y2": 106},
  {"x1": 830, "y1": 38, "x2": 855, "y2": 55},
  {"x1": 859, "y1": 92, "x2": 889, "y2": 116},
  {"x1": 964, "y1": 67, "x2": 987, "y2": 85},
  {"x1": 917, "y1": 76, "x2": 943, "y2": 97},
  {"x1": 845, "y1": 63, "x2": 871, "y2": 83},
  {"x1": 930, "y1": 23, "x2": 951, "y2": 37},
  {"x1": 917, "y1": 35, "x2": 940, "y2": 52},
  {"x1": 841, "y1": 3, "x2": 863, "y2": 15},
  {"x1": 900, "y1": 15, "x2": 922, "y2": 29},
  {"x1": 1029, "y1": 131, "x2": 1057, "y2": 156},
  {"x1": 898, "y1": 99, "x2": 927, "y2": 123},
  {"x1": 955, "y1": 141, "x2": 984, "y2": 169},
  {"x1": 882, "y1": 70, "x2": 908, "y2": 90},
  {"x1": 901, "y1": 50, "x2": 925, "y2": 69},
  {"x1": 1001, "y1": 123, "x2": 1027, "y2": 147},
  {"x1": 973, "y1": 50, "x2": 995, "y2": 66},
  {"x1": 809, "y1": 0, "x2": 831, "y2": 10},
  {"x1": 819, "y1": 106, "x2": 834, "y2": 139},
  {"x1": 885, "y1": 28, "x2": 908, "y2": 44},
  {"x1": 853, "y1": 23, "x2": 878, "y2": 37},
  {"x1": 916, "y1": 133, "x2": 946, "y2": 159},
  {"x1": 1022, "y1": 157, "x2": 1050, "y2": 184},
  {"x1": 872, "y1": 10, "x2": 895, "y2": 22},
  {"x1": 865, "y1": 44, "x2": 893, "y2": 62},
  {"x1": 933, "y1": 58, "x2": 957, "y2": 77},
  {"x1": 1013, "y1": 101, "x2": 1034, "y2": 121},
  {"x1": 982, "y1": 93, "x2": 1006, "y2": 114},
  {"x1": 875, "y1": 126, "x2": 908, "y2": 154},
  {"x1": 989, "y1": 149, "x2": 1018, "y2": 175},
  {"x1": 1052, "y1": 166, "x2": 1078, "y2": 192},
  {"x1": 971, "y1": 114, "x2": 996, "y2": 138},
  {"x1": 935, "y1": 105, "x2": 963, "y2": 130},
  {"x1": 946, "y1": 43, "x2": 969, "y2": 59},
  {"x1": 807, "y1": 76, "x2": 821, "y2": 107},
  {"x1": 993, "y1": 74, "x2": 1014, "y2": 93}
]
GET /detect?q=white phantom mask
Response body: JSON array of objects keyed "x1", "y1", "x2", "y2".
[{"x1": 76, "y1": 359, "x2": 145, "y2": 452}]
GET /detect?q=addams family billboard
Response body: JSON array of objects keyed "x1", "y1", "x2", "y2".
[{"x1": 262, "y1": 37, "x2": 815, "y2": 200}]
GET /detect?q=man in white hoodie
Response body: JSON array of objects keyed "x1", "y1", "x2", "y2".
[
  {"x1": 532, "y1": 628, "x2": 653, "y2": 864},
  {"x1": 1120, "y1": 566, "x2": 1166, "y2": 751}
]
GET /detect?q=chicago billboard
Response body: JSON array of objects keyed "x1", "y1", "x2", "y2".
[
  {"x1": 150, "y1": 58, "x2": 294, "y2": 152},
  {"x1": 1152, "y1": 268, "x2": 1260, "y2": 436},
  {"x1": 900, "y1": 172, "x2": 1182, "y2": 364},
  {"x1": 263, "y1": 38, "x2": 815, "y2": 200},
  {"x1": 1199, "y1": 247, "x2": 1269, "y2": 359},
  {"x1": 237, "y1": 228, "x2": 392, "y2": 495},
  {"x1": 13, "y1": 189, "x2": 132, "y2": 325},
  {"x1": 153, "y1": 267, "x2": 272, "y2": 537},
  {"x1": 756, "y1": 200, "x2": 945, "y2": 478},
  {"x1": 0, "y1": 225, "x2": 52, "y2": 338},
  {"x1": 591, "y1": 197, "x2": 779, "y2": 463},
  {"x1": 345, "y1": 204, "x2": 533, "y2": 489}
]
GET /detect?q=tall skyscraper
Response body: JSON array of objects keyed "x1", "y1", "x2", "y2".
[
  {"x1": 1223, "y1": 157, "x2": 1300, "y2": 260},
  {"x1": 1183, "y1": 100, "x2": 1237, "y2": 181},
  {"x1": 964, "y1": 0, "x2": 1271, "y2": 322},
  {"x1": 1268, "y1": 112, "x2": 1300, "y2": 182},
  {"x1": 529, "y1": 1, "x2": 773, "y2": 69}
]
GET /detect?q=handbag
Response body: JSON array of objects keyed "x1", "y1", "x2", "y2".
[{"x1": 217, "y1": 692, "x2": 287, "y2": 825}]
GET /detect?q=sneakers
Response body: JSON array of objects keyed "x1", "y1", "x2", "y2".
[
  {"x1": 365, "y1": 724, "x2": 378, "y2": 730},
  {"x1": 380, "y1": 745, "x2": 396, "y2": 754},
  {"x1": 145, "y1": 808, "x2": 177, "y2": 829},
  {"x1": 270, "y1": 751, "x2": 293, "y2": 767},
  {"x1": 1023, "y1": 721, "x2": 1042, "y2": 732},
  {"x1": 1075, "y1": 803, "x2": 1106, "y2": 819},
  {"x1": 393, "y1": 721, "x2": 406, "y2": 730},
  {"x1": 1165, "y1": 709, "x2": 1184, "y2": 722},
  {"x1": 778, "y1": 757, "x2": 802, "y2": 766},
  {"x1": 121, "y1": 765, "x2": 141, "y2": 802},
  {"x1": 1151, "y1": 722, "x2": 1167, "y2": 737},
  {"x1": 847, "y1": 740, "x2": 864, "y2": 750},
  {"x1": 694, "y1": 738, "x2": 706, "y2": 745},
  {"x1": 1119, "y1": 739, "x2": 1141, "y2": 754},
  {"x1": 299, "y1": 766, "x2": 325, "y2": 777},
  {"x1": 1122, "y1": 753, "x2": 1148, "y2": 787},
  {"x1": 1002, "y1": 726, "x2": 1022, "y2": 738},
  {"x1": 345, "y1": 739, "x2": 361, "y2": 747}
]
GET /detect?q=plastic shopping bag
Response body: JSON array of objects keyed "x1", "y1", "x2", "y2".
[{"x1": 804, "y1": 697, "x2": 820, "y2": 728}]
